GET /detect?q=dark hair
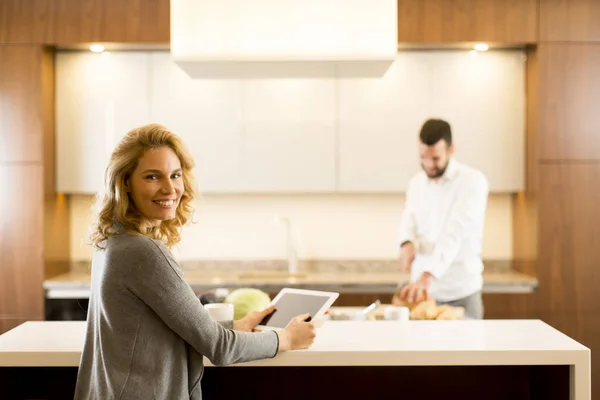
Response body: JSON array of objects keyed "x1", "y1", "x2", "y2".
[{"x1": 419, "y1": 119, "x2": 452, "y2": 146}]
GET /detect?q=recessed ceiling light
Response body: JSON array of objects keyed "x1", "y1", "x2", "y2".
[
  {"x1": 474, "y1": 43, "x2": 489, "y2": 52},
  {"x1": 90, "y1": 44, "x2": 105, "y2": 53}
]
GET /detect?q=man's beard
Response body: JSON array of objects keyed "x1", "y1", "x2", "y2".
[{"x1": 422, "y1": 162, "x2": 448, "y2": 179}]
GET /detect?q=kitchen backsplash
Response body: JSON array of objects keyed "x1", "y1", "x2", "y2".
[{"x1": 69, "y1": 194, "x2": 513, "y2": 261}]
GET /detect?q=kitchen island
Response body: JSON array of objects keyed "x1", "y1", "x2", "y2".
[{"x1": 0, "y1": 320, "x2": 589, "y2": 399}]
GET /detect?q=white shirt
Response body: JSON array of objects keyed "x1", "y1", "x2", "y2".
[{"x1": 397, "y1": 159, "x2": 489, "y2": 301}]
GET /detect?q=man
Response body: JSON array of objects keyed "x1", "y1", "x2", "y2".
[{"x1": 393, "y1": 119, "x2": 489, "y2": 319}]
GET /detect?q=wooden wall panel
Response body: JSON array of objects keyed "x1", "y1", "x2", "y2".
[
  {"x1": 512, "y1": 194, "x2": 538, "y2": 276},
  {"x1": 537, "y1": 163, "x2": 600, "y2": 395},
  {"x1": 0, "y1": 46, "x2": 49, "y2": 334},
  {"x1": 397, "y1": 0, "x2": 538, "y2": 43},
  {"x1": 0, "y1": 46, "x2": 44, "y2": 163},
  {"x1": 41, "y1": 47, "x2": 71, "y2": 275},
  {"x1": 0, "y1": 165, "x2": 44, "y2": 319},
  {"x1": 53, "y1": 0, "x2": 170, "y2": 44},
  {"x1": 540, "y1": 0, "x2": 600, "y2": 42},
  {"x1": 537, "y1": 164, "x2": 600, "y2": 314},
  {"x1": 525, "y1": 47, "x2": 540, "y2": 187},
  {"x1": 44, "y1": 194, "x2": 72, "y2": 271},
  {"x1": 42, "y1": 48, "x2": 55, "y2": 195},
  {"x1": 0, "y1": 0, "x2": 55, "y2": 44},
  {"x1": 482, "y1": 294, "x2": 539, "y2": 319},
  {"x1": 0, "y1": 0, "x2": 169, "y2": 44},
  {"x1": 512, "y1": 47, "x2": 539, "y2": 277},
  {"x1": 537, "y1": 2, "x2": 600, "y2": 392},
  {"x1": 538, "y1": 44, "x2": 600, "y2": 160}
]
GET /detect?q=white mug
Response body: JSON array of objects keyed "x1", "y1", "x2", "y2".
[
  {"x1": 204, "y1": 303, "x2": 234, "y2": 321},
  {"x1": 384, "y1": 306, "x2": 410, "y2": 321}
]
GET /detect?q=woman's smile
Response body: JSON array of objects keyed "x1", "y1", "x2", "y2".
[{"x1": 128, "y1": 146, "x2": 184, "y2": 224}]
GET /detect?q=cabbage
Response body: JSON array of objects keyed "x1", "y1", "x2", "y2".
[{"x1": 224, "y1": 288, "x2": 271, "y2": 320}]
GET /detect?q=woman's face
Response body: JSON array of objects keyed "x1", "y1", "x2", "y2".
[{"x1": 127, "y1": 146, "x2": 184, "y2": 225}]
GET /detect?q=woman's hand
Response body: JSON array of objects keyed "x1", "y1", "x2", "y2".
[
  {"x1": 276, "y1": 313, "x2": 316, "y2": 352},
  {"x1": 234, "y1": 305, "x2": 275, "y2": 332}
]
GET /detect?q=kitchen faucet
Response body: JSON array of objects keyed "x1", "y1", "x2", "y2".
[{"x1": 276, "y1": 216, "x2": 298, "y2": 275}]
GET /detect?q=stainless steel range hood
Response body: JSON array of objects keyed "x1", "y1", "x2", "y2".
[{"x1": 170, "y1": 0, "x2": 398, "y2": 78}]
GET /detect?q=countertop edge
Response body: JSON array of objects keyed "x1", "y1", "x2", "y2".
[
  {"x1": 43, "y1": 267, "x2": 539, "y2": 296},
  {"x1": 0, "y1": 321, "x2": 588, "y2": 368}
]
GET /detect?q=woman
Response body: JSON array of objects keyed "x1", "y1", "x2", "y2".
[{"x1": 74, "y1": 123, "x2": 315, "y2": 399}]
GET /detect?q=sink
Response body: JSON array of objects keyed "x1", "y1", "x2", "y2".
[{"x1": 237, "y1": 271, "x2": 308, "y2": 280}]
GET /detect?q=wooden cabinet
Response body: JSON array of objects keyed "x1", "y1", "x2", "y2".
[
  {"x1": 397, "y1": 0, "x2": 538, "y2": 43},
  {"x1": 0, "y1": 165, "x2": 44, "y2": 320},
  {"x1": 538, "y1": 44, "x2": 600, "y2": 160},
  {"x1": 539, "y1": 0, "x2": 600, "y2": 42},
  {"x1": 0, "y1": 0, "x2": 170, "y2": 44},
  {"x1": 0, "y1": 46, "x2": 44, "y2": 163},
  {"x1": 338, "y1": 50, "x2": 526, "y2": 192},
  {"x1": 55, "y1": 52, "x2": 151, "y2": 193}
]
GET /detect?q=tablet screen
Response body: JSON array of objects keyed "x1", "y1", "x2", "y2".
[{"x1": 259, "y1": 292, "x2": 333, "y2": 328}]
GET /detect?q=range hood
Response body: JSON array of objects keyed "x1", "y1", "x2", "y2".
[{"x1": 170, "y1": 0, "x2": 398, "y2": 78}]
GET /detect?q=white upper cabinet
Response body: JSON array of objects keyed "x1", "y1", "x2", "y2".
[
  {"x1": 428, "y1": 51, "x2": 525, "y2": 192},
  {"x1": 55, "y1": 52, "x2": 151, "y2": 193},
  {"x1": 337, "y1": 50, "x2": 526, "y2": 192},
  {"x1": 150, "y1": 55, "x2": 336, "y2": 193},
  {"x1": 241, "y1": 65, "x2": 337, "y2": 192},
  {"x1": 150, "y1": 53, "x2": 245, "y2": 193},
  {"x1": 55, "y1": 50, "x2": 525, "y2": 194},
  {"x1": 337, "y1": 53, "x2": 432, "y2": 192}
]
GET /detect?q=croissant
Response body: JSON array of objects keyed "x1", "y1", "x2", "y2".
[
  {"x1": 426, "y1": 304, "x2": 452, "y2": 320},
  {"x1": 409, "y1": 300, "x2": 437, "y2": 320},
  {"x1": 436, "y1": 306, "x2": 466, "y2": 320}
]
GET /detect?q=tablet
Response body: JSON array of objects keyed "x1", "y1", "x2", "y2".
[{"x1": 256, "y1": 288, "x2": 339, "y2": 331}]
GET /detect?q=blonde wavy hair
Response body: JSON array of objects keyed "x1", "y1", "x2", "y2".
[{"x1": 89, "y1": 123, "x2": 196, "y2": 249}]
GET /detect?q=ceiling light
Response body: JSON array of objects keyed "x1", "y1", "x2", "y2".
[
  {"x1": 90, "y1": 44, "x2": 105, "y2": 53},
  {"x1": 474, "y1": 43, "x2": 489, "y2": 52}
]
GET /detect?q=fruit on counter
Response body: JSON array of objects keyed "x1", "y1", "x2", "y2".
[{"x1": 224, "y1": 288, "x2": 271, "y2": 320}]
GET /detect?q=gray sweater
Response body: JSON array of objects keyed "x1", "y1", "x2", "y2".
[{"x1": 74, "y1": 232, "x2": 278, "y2": 400}]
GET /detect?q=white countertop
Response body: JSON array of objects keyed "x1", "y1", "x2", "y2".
[
  {"x1": 0, "y1": 319, "x2": 587, "y2": 367},
  {"x1": 0, "y1": 320, "x2": 590, "y2": 398},
  {"x1": 0, "y1": 320, "x2": 589, "y2": 398}
]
